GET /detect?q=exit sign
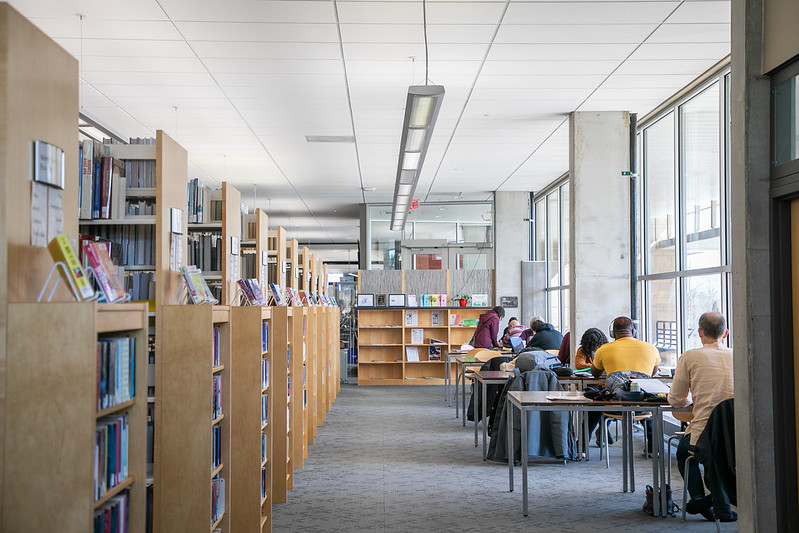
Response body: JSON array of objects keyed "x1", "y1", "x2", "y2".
[{"x1": 410, "y1": 200, "x2": 419, "y2": 210}]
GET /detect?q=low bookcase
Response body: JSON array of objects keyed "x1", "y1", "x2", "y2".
[{"x1": 4, "y1": 302, "x2": 147, "y2": 532}]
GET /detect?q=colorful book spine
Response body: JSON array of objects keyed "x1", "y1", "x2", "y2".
[
  {"x1": 212, "y1": 375, "x2": 222, "y2": 419},
  {"x1": 48, "y1": 234, "x2": 94, "y2": 300},
  {"x1": 94, "y1": 414, "x2": 129, "y2": 500},
  {"x1": 84, "y1": 241, "x2": 127, "y2": 303}
]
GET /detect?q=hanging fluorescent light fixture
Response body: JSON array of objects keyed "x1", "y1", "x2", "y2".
[{"x1": 390, "y1": 85, "x2": 445, "y2": 231}]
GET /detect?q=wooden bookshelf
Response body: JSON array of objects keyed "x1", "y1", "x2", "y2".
[
  {"x1": 255, "y1": 209, "x2": 269, "y2": 292},
  {"x1": 154, "y1": 305, "x2": 231, "y2": 532},
  {"x1": 305, "y1": 304, "x2": 318, "y2": 444},
  {"x1": 230, "y1": 306, "x2": 272, "y2": 533},
  {"x1": 290, "y1": 305, "x2": 305, "y2": 470},
  {"x1": 356, "y1": 307, "x2": 484, "y2": 385},
  {"x1": 287, "y1": 238, "x2": 299, "y2": 290},
  {"x1": 269, "y1": 305, "x2": 290, "y2": 503},
  {"x1": 4, "y1": 302, "x2": 147, "y2": 532},
  {"x1": 221, "y1": 182, "x2": 241, "y2": 305},
  {"x1": 267, "y1": 227, "x2": 287, "y2": 292}
]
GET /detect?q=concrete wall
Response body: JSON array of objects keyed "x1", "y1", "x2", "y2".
[
  {"x1": 763, "y1": 0, "x2": 799, "y2": 72},
  {"x1": 731, "y1": 0, "x2": 780, "y2": 529},
  {"x1": 569, "y1": 111, "x2": 632, "y2": 357},
  {"x1": 494, "y1": 191, "x2": 529, "y2": 327}
]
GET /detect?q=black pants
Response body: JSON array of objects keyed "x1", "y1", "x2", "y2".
[
  {"x1": 588, "y1": 413, "x2": 652, "y2": 448},
  {"x1": 677, "y1": 435, "x2": 705, "y2": 500}
]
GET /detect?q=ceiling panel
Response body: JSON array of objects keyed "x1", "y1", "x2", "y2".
[
  {"x1": 488, "y1": 43, "x2": 637, "y2": 61},
  {"x1": 25, "y1": 19, "x2": 181, "y2": 40},
  {"x1": 647, "y1": 23, "x2": 730, "y2": 43},
  {"x1": 340, "y1": 23, "x2": 497, "y2": 43},
  {"x1": 160, "y1": 0, "x2": 336, "y2": 23},
  {"x1": 81, "y1": 71, "x2": 216, "y2": 86},
  {"x1": 190, "y1": 41, "x2": 343, "y2": 60},
  {"x1": 175, "y1": 21, "x2": 340, "y2": 42},
  {"x1": 666, "y1": 1, "x2": 731, "y2": 23},
  {"x1": 54, "y1": 38, "x2": 195, "y2": 58},
  {"x1": 628, "y1": 42, "x2": 731, "y2": 60},
  {"x1": 202, "y1": 58, "x2": 345, "y2": 75},
  {"x1": 613, "y1": 58, "x2": 723, "y2": 75},
  {"x1": 495, "y1": 23, "x2": 657, "y2": 44},
  {"x1": 480, "y1": 59, "x2": 619, "y2": 76},
  {"x1": 8, "y1": 0, "x2": 166, "y2": 20},
  {"x1": 337, "y1": 1, "x2": 423, "y2": 24},
  {"x1": 343, "y1": 43, "x2": 490, "y2": 61},
  {"x1": 79, "y1": 56, "x2": 207, "y2": 72},
  {"x1": 504, "y1": 2, "x2": 680, "y2": 24}
]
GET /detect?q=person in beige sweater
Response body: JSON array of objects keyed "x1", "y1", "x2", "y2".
[{"x1": 668, "y1": 312, "x2": 734, "y2": 521}]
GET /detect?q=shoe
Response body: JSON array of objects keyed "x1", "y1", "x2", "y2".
[
  {"x1": 685, "y1": 496, "x2": 713, "y2": 515},
  {"x1": 716, "y1": 510, "x2": 738, "y2": 522},
  {"x1": 700, "y1": 509, "x2": 715, "y2": 522},
  {"x1": 596, "y1": 431, "x2": 614, "y2": 447}
]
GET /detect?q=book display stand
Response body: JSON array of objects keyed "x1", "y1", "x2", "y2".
[{"x1": 37, "y1": 261, "x2": 101, "y2": 303}]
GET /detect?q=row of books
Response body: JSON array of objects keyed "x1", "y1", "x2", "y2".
[
  {"x1": 80, "y1": 225, "x2": 156, "y2": 267},
  {"x1": 124, "y1": 271, "x2": 155, "y2": 302},
  {"x1": 212, "y1": 425, "x2": 222, "y2": 470},
  {"x1": 212, "y1": 375, "x2": 223, "y2": 420},
  {"x1": 212, "y1": 326, "x2": 221, "y2": 366},
  {"x1": 261, "y1": 432, "x2": 267, "y2": 464},
  {"x1": 187, "y1": 178, "x2": 222, "y2": 224},
  {"x1": 93, "y1": 490, "x2": 129, "y2": 533},
  {"x1": 95, "y1": 415, "x2": 129, "y2": 500},
  {"x1": 269, "y1": 283, "x2": 337, "y2": 307},
  {"x1": 181, "y1": 265, "x2": 219, "y2": 305},
  {"x1": 240, "y1": 251, "x2": 257, "y2": 280},
  {"x1": 238, "y1": 278, "x2": 267, "y2": 305},
  {"x1": 261, "y1": 467, "x2": 268, "y2": 500},
  {"x1": 261, "y1": 321, "x2": 269, "y2": 353},
  {"x1": 97, "y1": 337, "x2": 136, "y2": 411},
  {"x1": 125, "y1": 198, "x2": 155, "y2": 217},
  {"x1": 79, "y1": 139, "x2": 157, "y2": 221},
  {"x1": 261, "y1": 394, "x2": 268, "y2": 426},
  {"x1": 211, "y1": 476, "x2": 226, "y2": 526},
  {"x1": 187, "y1": 232, "x2": 222, "y2": 272}
]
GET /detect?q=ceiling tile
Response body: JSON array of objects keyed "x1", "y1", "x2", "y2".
[
  {"x1": 160, "y1": 0, "x2": 336, "y2": 23},
  {"x1": 647, "y1": 23, "x2": 730, "y2": 43},
  {"x1": 9, "y1": 0, "x2": 166, "y2": 20},
  {"x1": 488, "y1": 43, "x2": 637, "y2": 61},
  {"x1": 505, "y1": 1, "x2": 680, "y2": 24},
  {"x1": 666, "y1": 1, "x2": 731, "y2": 23},
  {"x1": 191, "y1": 41, "x2": 342, "y2": 60},
  {"x1": 628, "y1": 42, "x2": 731, "y2": 60},
  {"x1": 337, "y1": 1, "x2": 423, "y2": 24},
  {"x1": 495, "y1": 24, "x2": 657, "y2": 44},
  {"x1": 175, "y1": 21, "x2": 340, "y2": 42}
]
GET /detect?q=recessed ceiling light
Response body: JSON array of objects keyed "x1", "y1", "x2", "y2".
[
  {"x1": 305, "y1": 135, "x2": 355, "y2": 143},
  {"x1": 361, "y1": 186, "x2": 376, "y2": 192}
]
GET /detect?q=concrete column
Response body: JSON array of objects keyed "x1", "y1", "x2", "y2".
[
  {"x1": 569, "y1": 111, "x2": 631, "y2": 356},
  {"x1": 494, "y1": 191, "x2": 529, "y2": 325},
  {"x1": 731, "y1": 0, "x2": 778, "y2": 529}
]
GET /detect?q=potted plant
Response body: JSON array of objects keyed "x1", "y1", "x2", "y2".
[{"x1": 454, "y1": 294, "x2": 469, "y2": 307}]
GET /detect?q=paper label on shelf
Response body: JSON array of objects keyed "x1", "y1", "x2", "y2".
[
  {"x1": 405, "y1": 310, "x2": 418, "y2": 326},
  {"x1": 46, "y1": 188, "x2": 64, "y2": 243},
  {"x1": 30, "y1": 181, "x2": 48, "y2": 247},
  {"x1": 230, "y1": 254, "x2": 239, "y2": 282}
]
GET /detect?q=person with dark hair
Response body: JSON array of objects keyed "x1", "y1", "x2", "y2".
[
  {"x1": 669, "y1": 312, "x2": 735, "y2": 522},
  {"x1": 500, "y1": 317, "x2": 526, "y2": 348},
  {"x1": 473, "y1": 305, "x2": 505, "y2": 349},
  {"x1": 525, "y1": 316, "x2": 563, "y2": 351},
  {"x1": 591, "y1": 316, "x2": 660, "y2": 449},
  {"x1": 557, "y1": 328, "x2": 609, "y2": 369}
]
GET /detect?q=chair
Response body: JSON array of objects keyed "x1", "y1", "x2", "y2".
[
  {"x1": 599, "y1": 412, "x2": 652, "y2": 468},
  {"x1": 667, "y1": 408, "x2": 693, "y2": 484},
  {"x1": 682, "y1": 452, "x2": 721, "y2": 532}
]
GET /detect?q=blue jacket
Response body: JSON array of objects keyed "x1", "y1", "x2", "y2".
[{"x1": 525, "y1": 322, "x2": 563, "y2": 351}]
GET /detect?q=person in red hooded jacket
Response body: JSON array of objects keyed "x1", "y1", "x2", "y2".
[{"x1": 473, "y1": 306, "x2": 505, "y2": 349}]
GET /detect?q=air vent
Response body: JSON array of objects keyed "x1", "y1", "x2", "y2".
[{"x1": 305, "y1": 135, "x2": 355, "y2": 143}]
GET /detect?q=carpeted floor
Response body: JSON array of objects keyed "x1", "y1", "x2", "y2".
[{"x1": 272, "y1": 385, "x2": 736, "y2": 532}]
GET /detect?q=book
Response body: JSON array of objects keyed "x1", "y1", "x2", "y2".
[
  {"x1": 407, "y1": 294, "x2": 418, "y2": 307},
  {"x1": 84, "y1": 241, "x2": 127, "y2": 303},
  {"x1": 249, "y1": 279, "x2": 267, "y2": 305},
  {"x1": 180, "y1": 265, "x2": 218, "y2": 305},
  {"x1": 431, "y1": 310, "x2": 442, "y2": 326},
  {"x1": 79, "y1": 139, "x2": 95, "y2": 219},
  {"x1": 430, "y1": 294, "x2": 439, "y2": 307},
  {"x1": 47, "y1": 234, "x2": 95, "y2": 301},
  {"x1": 405, "y1": 310, "x2": 418, "y2": 326},
  {"x1": 438, "y1": 294, "x2": 448, "y2": 307},
  {"x1": 237, "y1": 278, "x2": 256, "y2": 304},
  {"x1": 410, "y1": 328, "x2": 424, "y2": 345},
  {"x1": 99, "y1": 156, "x2": 114, "y2": 219},
  {"x1": 269, "y1": 283, "x2": 285, "y2": 306}
]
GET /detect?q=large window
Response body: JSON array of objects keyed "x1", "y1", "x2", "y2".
[
  {"x1": 532, "y1": 177, "x2": 569, "y2": 333},
  {"x1": 639, "y1": 71, "x2": 732, "y2": 371}
]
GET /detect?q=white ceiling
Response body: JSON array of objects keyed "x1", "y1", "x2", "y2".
[{"x1": 8, "y1": 0, "x2": 730, "y2": 255}]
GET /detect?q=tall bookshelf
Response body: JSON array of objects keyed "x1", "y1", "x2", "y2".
[
  {"x1": 290, "y1": 306, "x2": 306, "y2": 470},
  {"x1": 356, "y1": 307, "x2": 484, "y2": 385},
  {"x1": 154, "y1": 305, "x2": 231, "y2": 532},
  {"x1": 254, "y1": 209, "x2": 269, "y2": 292},
  {"x1": 230, "y1": 305, "x2": 272, "y2": 533},
  {"x1": 267, "y1": 227, "x2": 287, "y2": 291},
  {"x1": 269, "y1": 305, "x2": 290, "y2": 503},
  {"x1": 4, "y1": 302, "x2": 147, "y2": 532},
  {"x1": 305, "y1": 303, "x2": 318, "y2": 444}
]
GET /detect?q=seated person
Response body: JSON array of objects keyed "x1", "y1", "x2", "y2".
[
  {"x1": 590, "y1": 316, "x2": 660, "y2": 448},
  {"x1": 525, "y1": 317, "x2": 563, "y2": 351},
  {"x1": 500, "y1": 317, "x2": 526, "y2": 348},
  {"x1": 563, "y1": 328, "x2": 609, "y2": 443},
  {"x1": 668, "y1": 312, "x2": 735, "y2": 522}
]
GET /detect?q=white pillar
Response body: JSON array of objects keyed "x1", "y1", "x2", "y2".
[
  {"x1": 569, "y1": 111, "x2": 631, "y2": 355},
  {"x1": 494, "y1": 191, "x2": 529, "y2": 324}
]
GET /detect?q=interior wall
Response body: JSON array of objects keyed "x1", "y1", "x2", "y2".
[{"x1": 763, "y1": 0, "x2": 799, "y2": 72}]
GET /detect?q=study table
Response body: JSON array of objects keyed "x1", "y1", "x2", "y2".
[
  {"x1": 453, "y1": 357, "x2": 485, "y2": 424},
  {"x1": 473, "y1": 370, "x2": 513, "y2": 458},
  {"x1": 505, "y1": 390, "x2": 670, "y2": 518}
]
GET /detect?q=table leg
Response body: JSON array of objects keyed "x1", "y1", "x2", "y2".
[
  {"x1": 622, "y1": 412, "x2": 629, "y2": 492},
  {"x1": 474, "y1": 379, "x2": 479, "y2": 447},
  {"x1": 521, "y1": 405, "x2": 529, "y2": 517},
  {"x1": 583, "y1": 411, "x2": 590, "y2": 461},
  {"x1": 455, "y1": 367, "x2": 460, "y2": 419},
  {"x1": 462, "y1": 368, "x2": 467, "y2": 427},
  {"x1": 507, "y1": 398, "x2": 514, "y2": 492},
  {"x1": 655, "y1": 408, "x2": 666, "y2": 517},
  {"x1": 629, "y1": 412, "x2": 636, "y2": 493},
  {"x1": 481, "y1": 380, "x2": 487, "y2": 457}
]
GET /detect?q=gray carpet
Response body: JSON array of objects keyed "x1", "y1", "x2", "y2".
[{"x1": 273, "y1": 385, "x2": 737, "y2": 532}]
